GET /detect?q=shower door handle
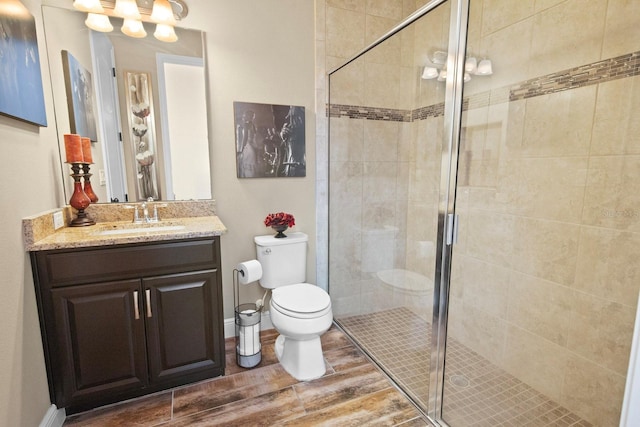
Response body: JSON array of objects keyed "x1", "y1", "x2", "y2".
[{"x1": 446, "y1": 214, "x2": 459, "y2": 246}]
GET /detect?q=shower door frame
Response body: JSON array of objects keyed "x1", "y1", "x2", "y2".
[{"x1": 327, "y1": 0, "x2": 470, "y2": 425}]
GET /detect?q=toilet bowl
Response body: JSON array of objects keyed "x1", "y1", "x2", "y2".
[
  {"x1": 270, "y1": 283, "x2": 333, "y2": 380},
  {"x1": 254, "y1": 232, "x2": 333, "y2": 381}
]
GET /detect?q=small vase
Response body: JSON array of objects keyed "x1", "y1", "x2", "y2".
[{"x1": 271, "y1": 224, "x2": 288, "y2": 238}]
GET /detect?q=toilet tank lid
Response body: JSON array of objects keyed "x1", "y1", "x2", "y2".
[{"x1": 255, "y1": 232, "x2": 308, "y2": 246}]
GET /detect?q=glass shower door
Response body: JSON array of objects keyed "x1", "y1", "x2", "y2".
[
  {"x1": 328, "y1": 0, "x2": 455, "y2": 415},
  {"x1": 442, "y1": 1, "x2": 640, "y2": 426}
]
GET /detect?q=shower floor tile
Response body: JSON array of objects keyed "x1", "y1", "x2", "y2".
[{"x1": 337, "y1": 307, "x2": 592, "y2": 427}]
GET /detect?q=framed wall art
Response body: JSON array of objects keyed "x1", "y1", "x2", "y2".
[
  {"x1": 0, "y1": 0, "x2": 47, "y2": 127},
  {"x1": 62, "y1": 50, "x2": 98, "y2": 141},
  {"x1": 234, "y1": 101, "x2": 305, "y2": 178},
  {"x1": 125, "y1": 71, "x2": 160, "y2": 201}
]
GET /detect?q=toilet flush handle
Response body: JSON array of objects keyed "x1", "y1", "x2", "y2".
[{"x1": 265, "y1": 248, "x2": 271, "y2": 254}]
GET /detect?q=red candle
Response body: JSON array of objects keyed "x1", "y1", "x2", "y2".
[
  {"x1": 63, "y1": 134, "x2": 83, "y2": 163},
  {"x1": 81, "y1": 137, "x2": 93, "y2": 163}
]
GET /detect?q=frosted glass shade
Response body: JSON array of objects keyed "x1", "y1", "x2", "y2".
[
  {"x1": 121, "y1": 18, "x2": 147, "y2": 38},
  {"x1": 73, "y1": 0, "x2": 103, "y2": 13},
  {"x1": 85, "y1": 13, "x2": 113, "y2": 32},
  {"x1": 113, "y1": 0, "x2": 141, "y2": 20},
  {"x1": 421, "y1": 67, "x2": 438, "y2": 79},
  {"x1": 150, "y1": 0, "x2": 176, "y2": 25},
  {"x1": 154, "y1": 24, "x2": 178, "y2": 42},
  {"x1": 476, "y1": 59, "x2": 493, "y2": 75}
]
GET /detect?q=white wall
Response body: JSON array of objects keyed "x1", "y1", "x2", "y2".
[
  {"x1": 187, "y1": 1, "x2": 317, "y2": 316},
  {"x1": 0, "y1": 0, "x2": 315, "y2": 424},
  {"x1": 0, "y1": 1, "x2": 66, "y2": 424}
]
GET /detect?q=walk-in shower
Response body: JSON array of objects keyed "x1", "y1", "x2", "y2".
[{"x1": 327, "y1": 0, "x2": 640, "y2": 426}]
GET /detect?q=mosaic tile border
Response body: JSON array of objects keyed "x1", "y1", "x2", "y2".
[{"x1": 328, "y1": 50, "x2": 640, "y2": 121}]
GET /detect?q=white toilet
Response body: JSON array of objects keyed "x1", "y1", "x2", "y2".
[{"x1": 255, "y1": 232, "x2": 333, "y2": 381}]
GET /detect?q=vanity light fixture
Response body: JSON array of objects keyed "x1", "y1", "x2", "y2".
[
  {"x1": 73, "y1": 0, "x2": 186, "y2": 43},
  {"x1": 72, "y1": 0, "x2": 104, "y2": 13},
  {"x1": 85, "y1": 12, "x2": 114, "y2": 32},
  {"x1": 421, "y1": 51, "x2": 493, "y2": 82}
]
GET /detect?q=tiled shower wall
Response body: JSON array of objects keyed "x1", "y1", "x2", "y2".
[{"x1": 318, "y1": 0, "x2": 640, "y2": 426}]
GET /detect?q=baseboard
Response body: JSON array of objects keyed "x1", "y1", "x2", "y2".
[
  {"x1": 39, "y1": 405, "x2": 65, "y2": 427},
  {"x1": 224, "y1": 310, "x2": 273, "y2": 339}
]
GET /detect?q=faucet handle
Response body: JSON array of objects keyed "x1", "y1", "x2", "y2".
[{"x1": 122, "y1": 204, "x2": 141, "y2": 223}]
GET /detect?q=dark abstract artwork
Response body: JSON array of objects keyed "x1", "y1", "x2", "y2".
[
  {"x1": 234, "y1": 101, "x2": 305, "y2": 178},
  {"x1": 0, "y1": 0, "x2": 47, "y2": 127}
]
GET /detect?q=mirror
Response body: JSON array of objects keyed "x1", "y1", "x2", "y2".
[{"x1": 42, "y1": 5, "x2": 211, "y2": 203}]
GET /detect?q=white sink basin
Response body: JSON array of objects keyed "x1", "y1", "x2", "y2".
[{"x1": 94, "y1": 224, "x2": 186, "y2": 236}]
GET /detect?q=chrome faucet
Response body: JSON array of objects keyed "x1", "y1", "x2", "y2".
[{"x1": 126, "y1": 198, "x2": 161, "y2": 223}]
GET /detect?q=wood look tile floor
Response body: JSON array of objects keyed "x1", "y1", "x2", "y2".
[{"x1": 64, "y1": 326, "x2": 429, "y2": 426}]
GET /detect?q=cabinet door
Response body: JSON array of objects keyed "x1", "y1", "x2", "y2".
[
  {"x1": 50, "y1": 280, "x2": 148, "y2": 407},
  {"x1": 143, "y1": 270, "x2": 224, "y2": 384}
]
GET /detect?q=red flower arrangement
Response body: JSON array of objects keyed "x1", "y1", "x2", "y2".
[{"x1": 264, "y1": 212, "x2": 295, "y2": 228}]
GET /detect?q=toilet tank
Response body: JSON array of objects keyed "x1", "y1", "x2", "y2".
[{"x1": 254, "y1": 232, "x2": 308, "y2": 289}]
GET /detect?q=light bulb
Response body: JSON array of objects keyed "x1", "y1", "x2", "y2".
[{"x1": 85, "y1": 13, "x2": 113, "y2": 32}]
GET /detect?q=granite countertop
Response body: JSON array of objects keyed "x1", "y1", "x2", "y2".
[{"x1": 23, "y1": 200, "x2": 227, "y2": 251}]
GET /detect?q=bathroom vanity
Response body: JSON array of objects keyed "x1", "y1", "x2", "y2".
[{"x1": 25, "y1": 206, "x2": 227, "y2": 414}]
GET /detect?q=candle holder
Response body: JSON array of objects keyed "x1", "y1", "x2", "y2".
[
  {"x1": 81, "y1": 163, "x2": 99, "y2": 203},
  {"x1": 68, "y1": 163, "x2": 95, "y2": 227}
]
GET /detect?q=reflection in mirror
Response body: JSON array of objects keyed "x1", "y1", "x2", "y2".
[{"x1": 42, "y1": 5, "x2": 212, "y2": 203}]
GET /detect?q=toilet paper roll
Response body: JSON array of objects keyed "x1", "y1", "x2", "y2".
[{"x1": 236, "y1": 260, "x2": 262, "y2": 284}]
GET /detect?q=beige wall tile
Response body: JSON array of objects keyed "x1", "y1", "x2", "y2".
[
  {"x1": 503, "y1": 157, "x2": 588, "y2": 223},
  {"x1": 518, "y1": 86, "x2": 596, "y2": 158},
  {"x1": 503, "y1": 325, "x2": 569, "y2": 402},
  {"x1": 364, "y1": 62, "x2": 402, "y2": 108},
  {"x1": 566, "y1": 292, "x2": 636, "y2": 375},
  {"x1": 458, "y1": 257, "x2": 510, "y2": 319},
  {"x1": 326, "y1": 6, "x2": 366, "y2": 59},
  {"x1": 364, "y1": 15, "x2": 402, "y2": 64},
  {"x1": 329, "y1": 117, "x2": 364, "y2": 162},
  {"x1": 591, "y1": 76, "x2": 640, "y2": 156},
  {"x1": 602, "y1": 0, "x2": 640, "y2": 58},
  {"x1": 363, "y1": 120, "x2": 400, "y2": 162},
  {"x1": 561, "y1": 355, "x2": 626, "y2": 427},
  {"x1": 481, "y1": 0, "x2": 534, "y2": 35},
  {"x1": 477, "y1": 16, "x2": 534, "y2": 88},
  {"x1": 582, "y1": 155, "x2": 640, "y2": 232},
  {"x1": 506, "y1": 272, "x2": 574, "y2": 346},
  {"x1": 466, "y1": 210, "x2": 515, "y2": 268},
  {"x1": 363, "y1": 161, "x2": 399, "y2": 203},
  {"x1": 529, "y1": 0, "x2": 606, "y2": 77},
  {"x1": 327, "y1": 56, "x2": 365, "y2": 105},
  {"x1": 366, "y1": 0, "x2": 404, "y2": 19},
  {"x1": 327, "y1": 0, "x2": 366, "y2": 13},
  {"x1": 512, "y1": 217, "x2": 580, "y2": 286},
  {"x1": 316, "y1": 0, "x2": 327, "y2": 41},
  {"x1": 574, "y1": 227, "x2": 640, "y2": 307},
  {"x1": 449, "y1": 303, "x2": 507, "y2": 366},
  {"x1": 534, "y1": 0, "x2": 569, "y2": 12},
  {"x1": 329, "y1": 161, "x2": 363, "y2": 208}
]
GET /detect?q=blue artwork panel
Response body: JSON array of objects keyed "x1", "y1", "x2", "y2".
[
  {"x1": 62, "y1": 50, "x2": 98, "y2": 141},
  {"x1": 0, "y1": 1, "x2": 47, "y2": 127}
]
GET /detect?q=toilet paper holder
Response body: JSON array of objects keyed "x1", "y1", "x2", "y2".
[{"x1": 233, "y1": 264, "x2": 262, "y2": 369}]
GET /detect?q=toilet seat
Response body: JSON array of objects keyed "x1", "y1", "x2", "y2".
[{"x1": 271, "y1": 283, "x2": 332, "y2": 319}]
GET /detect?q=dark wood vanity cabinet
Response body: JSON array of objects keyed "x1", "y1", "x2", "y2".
[{"x1": 30, "y1": 237, "x2": 225, "y2": 414}]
